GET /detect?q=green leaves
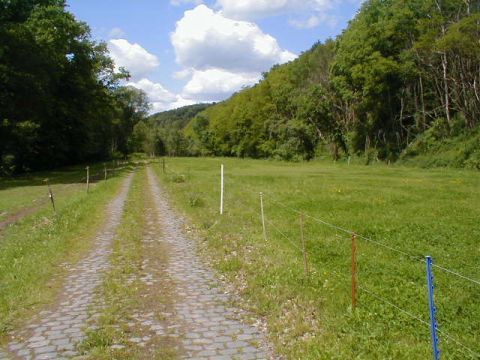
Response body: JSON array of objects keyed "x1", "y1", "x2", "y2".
[{"x1": 0, "y1": 1, "x2": 146, "y2": 174}]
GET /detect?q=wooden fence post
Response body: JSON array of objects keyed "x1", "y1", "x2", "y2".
[
  {"x1": 45, "y1": 179, "x2": 56, "y2": 213},
  {"x1": 86, "y1": 166, "x2": 90, "y2": 193}
]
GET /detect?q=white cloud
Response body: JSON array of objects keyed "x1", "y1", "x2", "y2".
[
  {"x1": 108, "y1": 39, "x2": 159, "y2": 79},
  {"x1": 128, "y1": 78, "x2": 176, "y2": 104},
  {"x1": 171, "y1": 5, "x2": 296, "y2": 74},
  {"x1": 169, "y1": 5, "x2": 297, "y2": 103},
  {"x1": 108, "y1": 27, "x2": 126, "y2": 39},
  {"x1": 216, "y1": 0, "x2": 333, "y2": 20},
  {"x1": 182, "y1": 68, "x2": 261, "y2": 101},
  {"x1": 168, "y1": 97, "x2": 197, "y2": 110},
  {"x1": 128, "y1": 78, "x2": 196, "y2": 113}
]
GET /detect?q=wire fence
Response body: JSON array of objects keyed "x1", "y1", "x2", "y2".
[
  {"x1": 161, "y1": 160, "x2": 480, "y2": 359},
  {"x1": 0, "y1": 161, "x2": 133, "y2": 228},
  {"x1": 251, "y1": 187, "x2": 479, "y2": 358},
  {"x1": 241, "y1": 184, "x2": 479, "y2": 288}
]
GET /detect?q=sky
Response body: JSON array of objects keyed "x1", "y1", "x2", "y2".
[{"x1": 66, "y1": 0, "x2": 363, "y2": 113}]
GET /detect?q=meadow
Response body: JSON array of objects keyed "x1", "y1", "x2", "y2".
[
  {"x1": 0, "y1": 162, "x2": 115, "y2": 224},
  {"x1": 154, "y1": 158, "x2": 480, "y2": 359}
]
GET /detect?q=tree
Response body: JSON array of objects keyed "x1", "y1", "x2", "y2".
[
  {"x1": 0, "y1": 0, "x2": 145, "y2": 173},
  {"x1": 111, "y1": 86, "x2": 150, "y2": 157}
]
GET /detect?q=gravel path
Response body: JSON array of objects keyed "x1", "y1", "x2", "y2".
[
  {"x1": 1, "y1": 173, "x2": 134, "y2": 360},
  {"x1": 147, "y1": 167, "x2": 273, "y2": 360}
]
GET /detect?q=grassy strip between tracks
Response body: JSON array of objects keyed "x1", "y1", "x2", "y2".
[{"x1": 80, "y1": 166, "x2": 178, "y2": 359}]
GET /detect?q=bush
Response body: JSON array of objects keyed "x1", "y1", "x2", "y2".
[
  {"x1": 169, "y1": 174, "x2": 186, "y2": 183},
  {"x1": 188, "y1": 192, "x2": 204, "y2": 207},
  {"x1": 399, "y1": 119, "x2": 480, "y2": 169},
  {"x1": 1, "y1": 154, "x2": 16, "y2": 176}
]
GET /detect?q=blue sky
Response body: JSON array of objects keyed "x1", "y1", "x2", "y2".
[{"x1": 67, "y1": 0, "x2": 362, "y2": 113}]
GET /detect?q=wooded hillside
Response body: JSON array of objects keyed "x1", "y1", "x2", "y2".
[
  {"x1": 0, "y1": 0, "x2": 149, "y2": 174},
  {"x1": 181, "y1": 0, "x2": 479, "y2": 166}
]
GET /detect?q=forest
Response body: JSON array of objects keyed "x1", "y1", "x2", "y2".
[
  {"x1": 0, "y1": 0, "x2": 149, "y2": 175},
  {"x1": 130, "y1": 103, "x2": 212, "y2": 157},
  {"x1": 150, "y1": 0, "x2": 479, "y2": 168},
  {"x1": 2, "y1": 0, "x2": 479, "y2": 173}
]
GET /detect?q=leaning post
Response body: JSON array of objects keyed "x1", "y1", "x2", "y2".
[{"x1": 44, "y1": 179, "x2": 56, "y2": 213}]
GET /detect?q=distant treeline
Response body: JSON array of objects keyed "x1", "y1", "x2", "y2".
[
  {"x1": 132, "y1": 104, "x2": 213, "y2": 157},
  {"x1": 145, "y1": 0, "x2": 479, "y2": 167},
  {"x1": 0, "y1": 0, "x2": 149, "y2": 175}
]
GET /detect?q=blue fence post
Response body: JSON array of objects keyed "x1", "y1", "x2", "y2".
[{"x1": 426, "y1": 256, "x2": 440, "y2": 360}]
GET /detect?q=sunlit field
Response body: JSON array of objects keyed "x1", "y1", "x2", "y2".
[{"x1": 155, "y1": 157, "x2": 480, "y2": 359}]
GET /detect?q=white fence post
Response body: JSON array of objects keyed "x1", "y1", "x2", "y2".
[
  {"x1": 260, "y1": 192, "x2": 267, "y2": 241},
  {"x1": 220, "y1": 164, "x2": 224, "y2": 215}
]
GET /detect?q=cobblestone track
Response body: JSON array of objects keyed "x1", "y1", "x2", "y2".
[
  {"x1": 148, "y1": 167, "x2": 273, "y2": 360},
  {"x1": 104, "y1": 170, "x2": 182, "y2": 356},
  {"x1": 1, "y1": 173, "x2": 134, "y2": 360}
]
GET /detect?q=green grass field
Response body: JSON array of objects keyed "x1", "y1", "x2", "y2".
[
  {"x1": 0, "y1": 162, "x2": 115, "y2": 224},
  {"x1": 0, "y1": 162, "x2": 134, "y2": 338},
  {"x1": 154, "y1": 158, "x2": 480, "y2": 359}
]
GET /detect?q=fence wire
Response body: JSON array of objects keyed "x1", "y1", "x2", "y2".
[{"x1": 160, "y1": 161, "x2": 480, "y2": 358}]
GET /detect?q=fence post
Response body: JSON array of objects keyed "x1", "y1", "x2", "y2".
[
  {"x1": 104, "y1": 163, "x2": 107, "y2": 181},
  {"x1": 352, "y1": 232, "x2": 357, "y2": 310},
  {"x1": 300, "y1": 213, "x2": 309, "y2": 277},
  {"x1": 426, "y1": 256, "x2": 440, "y2": 360},
  {"x1": 162, "y1": 157, "x2": 166, "y2": 174},
  {"x1": 45, "y1": 179, "x2": 56, "y2": 213},
  {"x1": 220, "y1": 164, "x2": 224, "y2": 215},
  {"x1": 86, "y1": 166, "x2": 90, "y2": 193},
  {"x1": 260, "y1": 192, "x2": 267, "y2": 241}
]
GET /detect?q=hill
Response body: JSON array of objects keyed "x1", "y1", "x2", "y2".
[
  {"x1": 148, "y1": 103, "x2": 214, "y2": 129},
  {"x1": 178, "y1": 0, "x2": 479, "y2": 167}
]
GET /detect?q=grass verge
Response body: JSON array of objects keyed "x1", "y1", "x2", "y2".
[{"x1": 0, "y1": 164, "x2": 134, "y2": 338}]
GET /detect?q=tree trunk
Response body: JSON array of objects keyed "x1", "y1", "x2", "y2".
[
  {"x1": 419, "y1": 76, "x2": 427, "y2": 127},
  {"x1": 436, "y1": 0, "x2": 452, "y2": 126},
  {"x1": 441, "y1": 49, "x2": 451, "y2": 126}
]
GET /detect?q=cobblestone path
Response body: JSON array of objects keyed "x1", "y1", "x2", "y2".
[
  {"x1": 147, "y1": 167, "x2": 272, "y2": 360},
  {"x1": 101, "y1": 168, "x2": 183, "y2": 357},
  {"x1": 1, "y1": 173, "x2": 134, "y2": 360}
]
